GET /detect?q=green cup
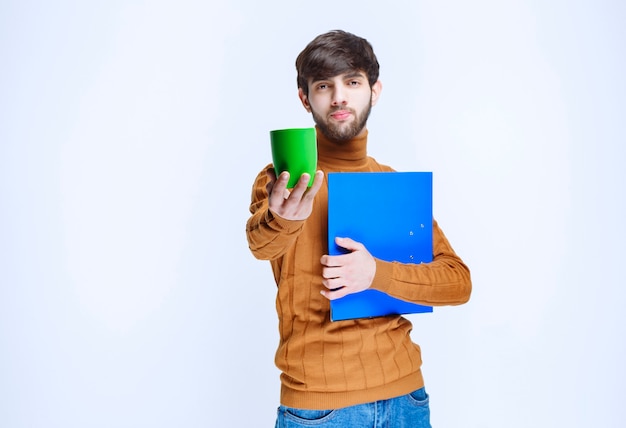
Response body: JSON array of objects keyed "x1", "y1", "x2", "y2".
[{"x1": 270, "y1": 127, "x2": 317, "y2": 188}]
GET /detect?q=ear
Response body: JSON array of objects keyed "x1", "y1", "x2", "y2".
[
  {"x1": 298, "y1": 87, "x2": 312, "y2": 112},
  {"x1": 370, "y1": 80, "x2": 383, "y2": 107}
]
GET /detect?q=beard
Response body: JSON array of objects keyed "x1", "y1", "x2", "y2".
[{"x1": 310, "y1": 98, "x2": 373, "y2": 144}]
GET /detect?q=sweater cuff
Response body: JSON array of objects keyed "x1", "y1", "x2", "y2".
[
  {"x1": 371, "y1": 259, "x2": 393, "y2": 293},
  {"x1": 266, "y1": 209, "x2": 306, "y2": 232}
]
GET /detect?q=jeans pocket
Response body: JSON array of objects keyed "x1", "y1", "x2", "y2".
[
  {"x1": 407, "y1": 387, "x2": 430, "y2": 407},
  {"x1": 278, "y1": 405, "x2": 336, "y2": 425}
]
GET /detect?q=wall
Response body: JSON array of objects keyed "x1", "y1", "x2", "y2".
[{"x1": 1, "y1": 1, "x2": 624, "y2": 426}]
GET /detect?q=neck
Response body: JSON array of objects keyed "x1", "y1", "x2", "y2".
[{"x1": 316, "y1": 126, "x2": 368, "y2": 167}]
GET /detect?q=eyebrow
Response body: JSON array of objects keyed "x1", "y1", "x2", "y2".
[
  {"x1": 343, "y1": 72, "x2": 367, "y2": 80},
  {"x1": 311, "y1": 71, "x2": 366, "y2": 84}
]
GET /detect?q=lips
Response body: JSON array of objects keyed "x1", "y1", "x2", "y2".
[{"x1": 330, "y1": 110, "x2": 352, "y2": 121}]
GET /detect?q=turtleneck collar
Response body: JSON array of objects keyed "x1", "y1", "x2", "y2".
[{"x1": 316, "y1": 126, "x2": 369, "y2": 169}]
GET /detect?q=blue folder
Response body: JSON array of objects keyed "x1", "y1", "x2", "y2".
[{"x1": 327, "y1": 172, "x2": 434, "y2": 321}]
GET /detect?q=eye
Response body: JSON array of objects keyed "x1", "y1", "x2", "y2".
[
  {"x1": 349, "y1": 80, "x2": 361, "y2": 87},
  {"x1": 313, "y1": 82, "x2": 329, "y2": 92}
]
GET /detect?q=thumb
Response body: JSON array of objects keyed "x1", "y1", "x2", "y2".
[{"x1": 335, "y1": 237, "x2": 363, "y2": 252}]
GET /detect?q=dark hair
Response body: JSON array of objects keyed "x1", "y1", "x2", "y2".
[{"x1": 296, "y1": 30, "x2": 380, "y2": 96}]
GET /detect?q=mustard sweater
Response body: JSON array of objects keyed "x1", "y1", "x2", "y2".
[{"x1": 246, "y1": 128, "x2": 472, "y2": 410}]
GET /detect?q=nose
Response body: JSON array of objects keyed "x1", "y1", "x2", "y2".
[{"x1": 331, "y1": 86, "x2": 347, "y2": 106}]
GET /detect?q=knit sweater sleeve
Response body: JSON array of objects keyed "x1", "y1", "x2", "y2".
[
  {"x1": 246, "y1": 166, "x2": 306, "y2": 260},
  {"x1": 370, "y1": 219, "x2": 472, "y2": 306}
]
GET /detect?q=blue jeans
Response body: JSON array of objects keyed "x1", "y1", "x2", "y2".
[{"x1": 275, "y1": 388, "x2": 431, "y2": 428}]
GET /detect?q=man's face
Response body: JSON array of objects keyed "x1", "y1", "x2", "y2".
[{"x1": 299, "y1": 71, "x2": 382, "y2": 143}]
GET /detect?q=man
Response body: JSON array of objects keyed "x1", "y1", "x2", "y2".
[{"x1": 246, "y1": 30, "x2": 471, "y2": 428}]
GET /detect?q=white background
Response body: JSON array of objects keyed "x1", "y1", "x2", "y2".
[{"x1": 1, "y1": 1, "x2": 624, "y2": 427}]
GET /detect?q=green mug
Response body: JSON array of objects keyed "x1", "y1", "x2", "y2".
[{"x1": 270, "y1": 127, "x2": 317, "y2": 188}]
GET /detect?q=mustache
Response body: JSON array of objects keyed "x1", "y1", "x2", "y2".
[{"x1": 329, "y1": 106, "x2": 355, "y2": 115}]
